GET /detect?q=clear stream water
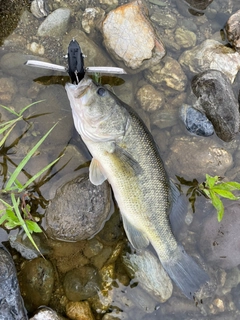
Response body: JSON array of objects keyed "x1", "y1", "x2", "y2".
[{"x1": 1, "y1": 0, "x2": 240, "y2": 319}]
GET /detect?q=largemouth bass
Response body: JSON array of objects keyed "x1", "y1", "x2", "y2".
[{"x1": 65, "y1": 76, "x2": 209, "y2": 299}]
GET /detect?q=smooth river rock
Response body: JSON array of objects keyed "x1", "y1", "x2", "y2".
[
  {"x1": 179, "y1": 39, "x2": 240, "y2": 83},
  {"x1": 0, "y1": 245, "x2": 28, "y2": 320},
  {"x1": 37, "y1": 8, "x2": 71, "y2": 37},
  {"x1": 192, "y1": 70, "x2": 239, "y2": 142},
  {"x1": 225, "y1": 9, "x2": 240, "y2": 52},
  {"x1": 165, "y1": 135, "x2": 233, "y2": 179},
  {"x1": 179, "y1": 104, "x2": 214, "y2": 137},
  {"x1": 122, "y1": 249, "x2": 173, "y2": 302},
  {"x1": 18, "y1": 257, "x2": 54, "y2": 312},
  {"x1": 45, "y1": 172, "x2": 111, "y2": 241},
  {"x1": 101, "y1": 0, "x2": 166, "y2": 73},
  {"x1": 144, "y1": 56, "x2": 187, "y2": 93}
]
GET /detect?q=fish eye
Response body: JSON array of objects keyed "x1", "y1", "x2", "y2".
[{"x1": 97, "y1": 87, "x2": 106, "y2": 97}]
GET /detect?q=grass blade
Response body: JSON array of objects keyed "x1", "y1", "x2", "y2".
[
  {"x1": 0, "y1": 123, "x2": 17, "y2": 148},
  {"x1": 0, "y1": 104, "x2": 19, "y2": 116},
  {"x1": 0, "y1": 117, "x2": 21, "y2": 135},
  {"x1": 11, "y1": 193, "x2": 42, "y2": 255},
  {"x1": 5, "y1": 123, "x2": 58, "y2": 191},
  {"x1": 20, "y1": 154, "x2": 63, "y2": 191},
  {"x1": 19, "y1": 100, "x2": 45, "y2": 116}
]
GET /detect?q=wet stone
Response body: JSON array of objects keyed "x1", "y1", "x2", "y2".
[
  {"x1": 0, "y1": 53, "x2": 52, "y2": 80},
  {"x1": 37, "y1": 8, "x2": 71, "y2": 37},
  {"x1": 29, "y1": 307, "x2": 67, "y2": 320},
  {"x1": 179, "y1": 39, "x2": 240, "y2": 83},
  {"x1": 63, "y1": 266, "x2": 101, "y2": 301},
  {"x1": 0, "y1": 77, "x2": 17, "y2": 104},
  {"x1": 18, "y1": 257, "x2": 54, "y2": 312},
  {"x1": 66, "y1": 301, "x2": 95, "y2": 320},
  {"x1": 225, "y1": 9, "x2": 240, "y2": 52},
  {"x1": 150, "y1": 10, "x2": 177, "y2": 29},
  {"x1": 101, "y1": 0, "x2": 166, "y2": 73},
  {"x1": 165, "y1": 135, "x2": 233, "y2": 179},
  {"x1": 192, "y1": 70, "x2": 239, "y2": 142},
  {"x1": 136, "y1": 84, "x2": 165, "y2": 112},
  {"x1": 144, "y1": 56, "x2": 187, "y2": 93},
  {"x1": 174, "y1": 27, "x2": 196, "y2": 48},
  {"x1": 0, "y1": 245, "x2": 28, "y2": 320},
  {"x1": 122, "y1": 249, "x2": 173, "y2": 302},
  {"x1": 45, "y1": 172, "x2": 111, "y2": 241},
  {"x1": 179, "y1": 104, "x2": 214, "y2": 137}
]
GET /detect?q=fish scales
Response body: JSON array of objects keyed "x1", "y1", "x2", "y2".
[{"x1": 65, "y1": 76, "x2": 209, "y2": 299}]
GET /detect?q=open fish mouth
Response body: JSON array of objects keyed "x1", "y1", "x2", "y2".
[{"x1": 65, "y1": 77, "x2": 93, "y2": 99}]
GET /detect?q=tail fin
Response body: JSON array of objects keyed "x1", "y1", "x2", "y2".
[{"x1": 161, "y1": 245, "x2": 209, "y2": 299}]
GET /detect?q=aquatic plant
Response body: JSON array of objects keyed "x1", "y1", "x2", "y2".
[
  {"x1": 0, "y1": 102, "x2": 61, "y2": 255},
  {"x1": 177, "y1": 174, "x2": 240, "y2": 222}
]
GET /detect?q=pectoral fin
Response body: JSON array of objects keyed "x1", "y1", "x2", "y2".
[
  {"x1": 114, "y1": 145, "x2": 142, "y2": 176},
  {"x1": 89, "y1": 158, "x2": 107, "y2": 185},
  {"x1": 122, "y1": 214, "x2": 149, "y2": 249}
]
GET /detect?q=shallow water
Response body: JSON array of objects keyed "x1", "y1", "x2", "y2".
[{"x1": 1, "y1": 0, "x2": 240, "y2": 319}]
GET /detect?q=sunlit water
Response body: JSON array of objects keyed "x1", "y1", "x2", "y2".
[{"x1": 1, "y1": 0, "x2": 240, "y2": 319}]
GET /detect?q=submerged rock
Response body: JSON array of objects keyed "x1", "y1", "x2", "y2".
[
  {"x1": 45, "y1": 172, "x2": 111, "y2": 241},
  {"x1": 225, "y1": 10, "x2": 240, "y2": 52},
  {"x1": 144, "y1": 56, "x2": 187, "y2": 93},
  {"x1": 101, "y1": 0, "x2": 166, "y2": 73},
  {"x1": 0, "y1": 245, "x2": 28, "y2": 320},
  {"x1": 180, "y1": 104, "x2": 214, "y2": 137},
  {"x1": 29, "y1": 307, "x2": 67, "y2": 320},
  {"x1": 66, "y1": 301, "x2": 95, "y2": 320},
  {"x1": 165, "y1": 135, "x2": 233, "y2": 179},
  {"x1": 122, "y1": 249, "x2": 173, "y2": 302},
  {"x1": 192, "y1": 70, "x2": 239, "y2": 142},
  {"x1": 37, "y1": 8, "x2": 71, "y2": 37},
  {"x1": 63, "y1": 266, "x2": 101, "y2": 301},
  {"x1": 183, "y1": 0, "x2": 213, "y2": 11},
  {"x1": 30, "y1": 0, "x2": 49, "y2": 19},
  {"x1": 179, "y1": 39, "x2": 240, "y2": 83},
  {"x1": 18, "y1": 257, "x2": 54, "y2": 312}
]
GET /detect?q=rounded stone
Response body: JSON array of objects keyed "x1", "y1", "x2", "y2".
[
  {"x1": 45, "y1": 172, "x2": 111, "y2": 241},
  {"x1": 37, "y1": 8, "x2": 71, "y2": 37},
  {"x1": 63, "y1": 266, "x2": 101, "y2": 301},
  {"x1": 18, "y1": 257, "x2": 54, "y2": 312}
]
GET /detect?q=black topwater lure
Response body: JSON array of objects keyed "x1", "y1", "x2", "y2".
[{"x1": 67, "y1": 39, "x2": 85, "y2": 84}]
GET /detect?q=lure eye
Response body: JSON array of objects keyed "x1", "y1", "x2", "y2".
[{"x1": 97, "y1": 87, "x2": 106, "y2": 97}]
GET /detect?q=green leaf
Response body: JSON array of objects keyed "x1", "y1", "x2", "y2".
[
  {"x1": 206, "y1": 174, "x2": 219, "y2": 188},
  {"x1": 211, "y1": 188, "x2": 240, "y2": 200},
  {"x1": 10, "y1": 193, "x2": 42, "y2": 255},
  {"x1": 25, "y1": 220, "x2": 42, "y2": 233},
  {"x1": 5, "y1": 220, "x2": 22, "y2": 229},
  {"x1": 0, "y1": 213, "x2": 9, "y2": 224},
  {"x1": 209, "y1": 190, "x2": 224, "y2": 222},
  {"x1": 5, "y1": 122, "x2": 58, "y2": 191},
  {"x1": 213, "y1": 181, "x2": 240, "y2": 192}
]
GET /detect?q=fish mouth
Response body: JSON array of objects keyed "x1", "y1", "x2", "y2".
[{"x1": 65, "y1": 77, "x2": 92, "y2": 98}]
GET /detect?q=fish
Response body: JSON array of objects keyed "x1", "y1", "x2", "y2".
[{"x1": 65, "y1": 76, "x2": 209, "y2": 299}]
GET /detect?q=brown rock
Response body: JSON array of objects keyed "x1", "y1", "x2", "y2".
[
  {"x1": 225, "y1": 10, "x2": 240, "y2": 52},
  {"x1": 66, "y1": 301, "x2": 95, "y2": 320},
  {"x1": 102, "y1": 0, "x2": 165, "y2": 73}
]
